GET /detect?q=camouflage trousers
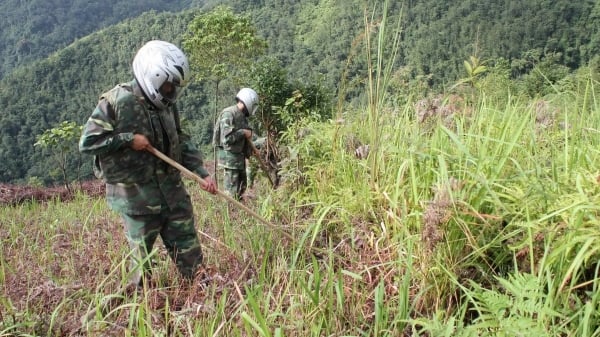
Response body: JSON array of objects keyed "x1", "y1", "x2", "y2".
[
  {"x1": 120, "y1": 201, "x2": 203, "y2": 286},
  {"x1": 223, "y1": 167, "x2": 247, "y2": 200}
]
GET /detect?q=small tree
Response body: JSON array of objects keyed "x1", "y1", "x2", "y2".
[
  {"x1": 34, "y1": 121, "x2": 82, "y2": 192},
  {"x1": 248, "y1": 57, "x2": 333, "y2": 137},
  {"x1": 245, "y1": 58, "x2": 333, "y2": 186},
  {"x1": 452, "y1": 55, "x2": 488, "y2": 90},
  {"x1": 247, "y1": 57, "x2": 292, "y2": 135},
  {"x1": 183, "y1": 6, "x2": 267, "y2": 116},
  {"x1": 183, "y1": 5, "x2": 267, "y2": 175}
]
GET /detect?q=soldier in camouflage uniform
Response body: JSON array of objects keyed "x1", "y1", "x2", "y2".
[
  {"x1": 213, "y1": 88, "x2": 259, "y2": 200},
  {"x1": 79, "y1": 41, "x2": 217, "y2": 288}
]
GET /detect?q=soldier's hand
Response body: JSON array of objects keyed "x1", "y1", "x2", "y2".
[
  {"x1": 201, "y1": 176, "x2": 217, "y2": 194},
  {"x1": 242, "y1": 129, "x2": 252, "y2": 140},
  {"x1": 131, "y1": 134, "x2": 150, "y2": 151}
]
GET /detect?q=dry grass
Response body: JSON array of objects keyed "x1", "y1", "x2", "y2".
[
  {"x1": 0, "y1": 175, "x2": 407, "y2": 336},
  {"x1": 0, "y1": 179, "x2": 262, "y2": 335}
]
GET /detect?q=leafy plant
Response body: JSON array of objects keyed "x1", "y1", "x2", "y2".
[
  {"x1": 183, "y1": 5, "x2": 267, "y2": 80},
  {"x1": 183, "y1": 5, "x2": 267, "y2": 115},
  {"x1": 452, "y1": 55, "x2": 488, "y2": 90},
  {"x1": 34, "y1": 121, "x2": 82, "y2": 190}
]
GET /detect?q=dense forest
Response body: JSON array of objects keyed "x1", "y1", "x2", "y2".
[
  {"x1": 1, "y1": 0, "x2": 599, "y2": 184},
  {"x1": 0, "y1": 0, "x2": 208, "y2": 80}
]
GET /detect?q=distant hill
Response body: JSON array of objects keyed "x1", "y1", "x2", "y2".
[{"x1": 0, "y1": 0, "x2": 200, "y2": 80}]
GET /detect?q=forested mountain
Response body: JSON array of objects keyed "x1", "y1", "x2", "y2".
[
  {"x1": 0, "y1": 0, "x2": 206, "y2": 80},
  {"x1": 400, "y1": 0, "x2": 600, "y2": 85},
  {"x1": 1, "y1": 0, "x2": 599, "y2": 184}
]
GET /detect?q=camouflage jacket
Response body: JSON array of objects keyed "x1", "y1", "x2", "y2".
[
  {"x1": 212, "y1": 105, "x2": 251, "y2": 170},
  {"x1": 79, "y1": 80, "x2": 209, "y2": 215}
]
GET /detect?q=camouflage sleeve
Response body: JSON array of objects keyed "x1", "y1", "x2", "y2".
[
  {"x1": 79, "y1": 99, "x2": 134, "y2": 155},
  {"x1": 219, "y1": 110, "x2": 247, "y2": 147}
]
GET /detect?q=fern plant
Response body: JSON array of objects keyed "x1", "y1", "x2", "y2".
[{"x1": 413, "y1": 273, "x2": 568, "y2": 337}]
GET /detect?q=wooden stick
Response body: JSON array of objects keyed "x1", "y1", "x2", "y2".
[
  {"x1": 148, "y1": 146, "x2": 340, "y2": 260},
  {"x1": 147, "y1": 146, "x2": 274, "y2": 228},
  {"x1": 248, "y1": 141, "x2": 276, "y2": 187}
]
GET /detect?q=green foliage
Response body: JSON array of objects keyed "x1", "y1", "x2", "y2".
[
  {"x1": 466, "y1": 273, "x2": 565, "y2": 336},
  {"x1": 246, "y1": 56, "x2": 332, "y2": 135},
  {"x1": 400, "y1": 0, "x2": 598, "y2": 88},
  {"x1": 0, "y1": 0, "x2": 190, "y2": 80},
  {"x1": 415, "y1": 274, "x2": 566, "y2": 336},
  {"x1": 476, "y1": 58, "x2": 515, "y2": 105},
  {"x1": 518, "y1": 53, "x2": 572, "y2": 97},
  {"x1": 34, "y1": 121, "x2": 81, "y2": 152},
  {"x1": 183, "y1": 6, "x2": 267, "y2": 83},
  {"x1": 276, "y1": 117, "x2": 374, "y2": 233},
  {"x1": 452, "y1": 56, "x2": 488, "y2": 90},
  {"x1": 34, "y1": 121, "x2": 82, "y2": 190},
  {"x1": 247, "y1": 57, "x2": 292, "y2": 134}
]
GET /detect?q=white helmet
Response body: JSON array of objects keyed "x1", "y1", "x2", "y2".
[
  {"x1": 132, "y1": 40, "x2": 190, "y2": 110},
  {"x1": 236, "y1": 88, "x2": 259, "y2": 116}
]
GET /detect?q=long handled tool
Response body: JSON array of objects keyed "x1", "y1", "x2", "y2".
[
  {"x1": 147, "y1": 146, "x2": 277, "y2": 229},
  {"x1": 249, "y1": 140, "x2": 276, "y2": 187}
]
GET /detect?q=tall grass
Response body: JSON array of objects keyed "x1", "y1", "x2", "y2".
[
  {"x1": 364, "y1": 0, "x2": 403, "y2": 181},
  {"x1": 272, "y1": 10, "x2": 600, "y2": 334}
]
